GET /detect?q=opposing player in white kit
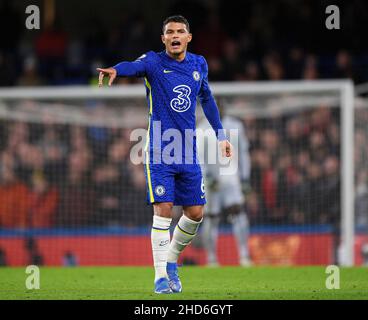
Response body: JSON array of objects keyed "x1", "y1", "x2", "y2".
[{"x1": 198, "y1": 103, "x2": 251, "y2": 266}]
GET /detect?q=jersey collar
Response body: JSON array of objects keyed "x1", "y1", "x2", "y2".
[{"x1": 163, "y1": 50, "x2": 189, "y2": 64}]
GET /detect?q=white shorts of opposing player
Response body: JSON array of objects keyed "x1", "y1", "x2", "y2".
[{"x1": 206, "y1": 180, "x2": 244, "y2": 214}]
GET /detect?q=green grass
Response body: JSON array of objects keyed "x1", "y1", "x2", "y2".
[{"x1": 0, "y1": 266, "x2": 367, "y2": 300}]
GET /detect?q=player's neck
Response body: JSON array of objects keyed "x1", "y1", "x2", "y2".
[{"x1": 165, "y1": 50, "x2": 186, "y2": 62}]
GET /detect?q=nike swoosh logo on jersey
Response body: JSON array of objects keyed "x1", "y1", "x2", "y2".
[
  {"x1": 163, "y1": 69, "x2": 174, "y2": 73},
  {"x1": 201, "y1": 195, "x2": 205, "y2": 199}
]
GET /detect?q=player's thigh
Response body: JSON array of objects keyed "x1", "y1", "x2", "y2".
[
  {"x1": 174, "y1": 164, "x2": 206, "y2": 206},
  {"x1": 144, "y1": 162, "x2": 175, "y2": 204}
]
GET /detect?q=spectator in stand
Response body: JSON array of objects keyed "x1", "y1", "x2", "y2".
[
  {"x1": 91, "y1": 163, "x2": 122, "y2": 226},
  {"x1": 15, "y1": 143, "x2": 44, "y2": 185},
  {"x1": 120, "y1": 15, "x2": 154, "y2": 62},
  {"x1": 294, "y1": 151, "x2": 311, "y2": 181},
  {"x1": 193, "y1": 11, "x2": 229, "y2": 60},
  {"x1": 310, "y1": 106, "x2": 332, "y2": 133},
  {"x1": 262, "y1": 51, "x2": 284, "y2": 80},
  {"x1": 355, "y1": 170, "x2": 368, "y2": 230},
  {"x1": 276, "y1": 151, "x2": 296, "y2": 223},
  {"x1": 333, "y1": 50, "x2": 361, "y2": 82},
  {"x1": 287, "y1": 171, "x2": 308, "y2": 224},
  {"x1": 285, "y1": 47, "x2": 305, "y2": 79},
  {"x1": 0, "y1": 151, "x2": 29, "y2": 228},
  {"x1": 206, "y1": 57, "x2": 225, "y2": 81},
  {"x1": 220, "y1": 38, "x2": 244, "y2": 81},
  {"x1": 326, "y1": 122, "x2": 340, "y2": 156},
  {"x1": 320, "y1": 156, "x2": 340, "y2": 224},
  {"x1": 65, "y1": 37, "x2": 87, "y2": 84},
  {"x1": 245, "y1": 191, "x2": 262, "y2": 224},
  {"x1": 70, "y1": 126, "x2": 91, "y2": 157},
  {"x1": 303, "y1": 62, "x2": 319, "y2": 80},
  {"x1": 260, "y1": 129, "x2": 280, "y2": 161},
  {"x1": 304, "y1": 162, "x2": 325, "y2": 224},
  {"x1": 17, "y1": 56, "x2": 44, "y2": 86},
  {"x1": 37, "y1": 124, "x2": 68, "y2": 186},
  {"x1": 285, "y1": 117, "x2": 308, "y2": 155},
  {"x1": 254, "y1": 149, "x2": 280, "y2": 223},
  {"x1": 355, "y1": 109, "x2": 368, "y2": 231},
  {"x1": 27, "y1": 172, "x2": 59, "y2": 228},
  {"x1": 85, "y1": 103, "x2": 112, "y2": 164},
  {"x1": 241, "y1": 61, "x2": 261, "y2": 81},
  {"x1": 302, "y1": 54, "x2": 319, "y2": 80},
  {"x1": 55, "y1": 152, "x2": 96, "y2": 227},
  {"x1": 35, "y1": 20, "x2": 68, "y2": 84},
  {"x1": 309, "y1": 131, "x2": 329, "y2": 164},
  {"x1": 105, "y1": 136, "x2": 145, "y2": 226},
  {"x1": 6, "y1": 122, "x2": 29, "y2": 155}
]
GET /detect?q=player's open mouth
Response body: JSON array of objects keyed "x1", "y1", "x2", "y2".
[{"x1": 171, "y1": 40, "x2": 181, "y2": 49}]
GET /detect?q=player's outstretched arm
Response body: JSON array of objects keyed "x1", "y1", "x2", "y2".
[
  {"x1": 97, "y1": 68, "x2": 117, "y2": 87},
  {"x1": 97, "y1": 54, "x2": 149, "y2": 86}
]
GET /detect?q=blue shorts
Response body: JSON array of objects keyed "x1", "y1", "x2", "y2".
[{"x1": 144, "y1": 162, "x2": 206, "y2": 206}]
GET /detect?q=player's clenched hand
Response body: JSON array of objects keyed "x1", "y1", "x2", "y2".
[
  {"x1": 219, "y1": 140, "x2": 232, "y2": 158},
  {"x1": 96, "y1": 67, "x2": 117, "y2": 87}
]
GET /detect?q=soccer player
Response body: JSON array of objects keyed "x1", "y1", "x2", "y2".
[
  {"x1": 97, "y1": 15, "x2": 232, "y2": 294},
  {"x1": 197, "y1": 101, "x2": 252, "y2": 267}
]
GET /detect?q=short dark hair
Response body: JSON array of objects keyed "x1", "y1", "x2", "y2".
[{"x1": 162, "y1": 15, "x2": 190, "y2": 34}]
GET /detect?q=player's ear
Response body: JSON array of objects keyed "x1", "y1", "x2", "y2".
[
  {"x1": 187, "y1": 33, "x2": 192, "y2": 43},
  {"x1": 161, "y1": 34, "x2": 166, "y2": 44}
]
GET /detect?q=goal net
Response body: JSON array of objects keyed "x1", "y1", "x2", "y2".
[
  {"x1": 354, "y1": 89, "x2": 368, "y2": 267},
  {"x1": 0, "y1": 80, "x2": 355, "y2": 267}
]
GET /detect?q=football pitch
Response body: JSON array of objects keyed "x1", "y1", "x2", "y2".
[{"x1": 0, "y1": 266, "x2": 367, "y2": 300}]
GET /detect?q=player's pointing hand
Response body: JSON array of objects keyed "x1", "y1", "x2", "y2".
[
  {"x1": 219, "y1": 140, "x2": 233, "y2": 158},
  {"x1": 97, "y1": 67, "x2": 117, "y2": 87}
]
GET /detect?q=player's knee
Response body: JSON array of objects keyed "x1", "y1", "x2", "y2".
[
  {"x1": 183, "y1": 206, "x2": 204, "y2": 222},
  {"x1": 153, "y1": 202, "x2": 174, "y2": 218},
  {"x1": 185, "y1": 213, "x2": 203, "y2": 222}
]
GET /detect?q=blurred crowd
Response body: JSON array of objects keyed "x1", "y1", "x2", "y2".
[
  {"x1": 0, "y1": 1, "x2": 368, "y2": 87},
  {"x1": 244, "y1": 105, "x2": 367, "y2": 230},
  {"x1": 243, "y1": 106, "x2": 341, "y2": 226},
  {"x1": 1, "y1": 105, "x2": 367, "y2": 230},
  {"x1": 355, "y1": 108, "x2": 368, "y2": 230},
  {"x1": 0, "y1": 121, "x2": 152, "y2": 228}
]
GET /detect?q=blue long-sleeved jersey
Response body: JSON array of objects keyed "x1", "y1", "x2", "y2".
[{"x1": 113, "y1": 50, "x2": 225, "y2": 163}]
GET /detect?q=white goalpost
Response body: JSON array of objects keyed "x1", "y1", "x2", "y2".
[{"x1": 0, "y1": 80, "x2": 355, "y2": 266}]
